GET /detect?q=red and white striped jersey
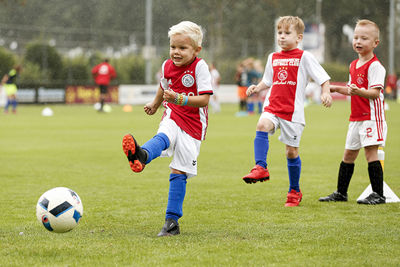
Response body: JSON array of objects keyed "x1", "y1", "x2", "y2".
[
  {"x1": 348, "y1": 55, "x2": 386, "y2": 122},
  {"x1": 160, "y1": 57, "x2": 213, "y2": 141},
  {"x1": 262, "y1": 48, "x2": 330, "y2": 124}
]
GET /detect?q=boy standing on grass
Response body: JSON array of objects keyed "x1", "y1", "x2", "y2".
[
  {"x1": 122, "y1": 21, "x2": 213, "y2": 236},
  {"x1": 319, "y1": 19, "x2": 387, "y2": 205},
  {"x1": 1, "y1": 65, "x2": 21, "y2": 114},
  {"x1": 242, "y1": 16, "x2": 332, "y2": 207}
]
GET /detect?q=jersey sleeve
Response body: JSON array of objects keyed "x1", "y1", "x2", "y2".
[
  {"x1": 303, "y1": 51, "x2": 330, "y2": 85},
  {"x1": 347, "y1": 64, "x2": 352, "y2": 86},
  {"x1": 261, "y1": 53, "x2": 273, "y2": 87},
  {"x1": 195, "y1": 60, "x2": 213, "y2": 95},
  {"x1": 159, "y1": 60, "x2": 168, "y2": 90},
  {"x1": 91, "y1": 65, "x2": 98, "y2": 75},
  {"x1": 368, "y1": 61, "x2": 386, "y2": 89}
]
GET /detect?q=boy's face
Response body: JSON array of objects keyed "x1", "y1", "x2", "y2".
[
  {"x1": 277, "y1": 25, "x2": 303, "y2": 51},
  {"x1": 169, "y1": 34, "x2": 201, "y2": 67},
  {"x1": 352, "y1": 24, "x2": 379, "y2": 56}
]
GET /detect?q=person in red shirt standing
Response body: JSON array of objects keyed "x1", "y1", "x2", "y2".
[{"x1": 91, "y1": 59, "x2": 116, "y2": 112}]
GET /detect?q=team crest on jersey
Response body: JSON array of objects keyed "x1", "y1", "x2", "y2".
[
  {"x1": 277, "y1": 70, "x2": 288, "y2": 81},
  {"x1": 357, "y1": 76, "x2": 364, "y2": 85},
  {"x1": 182, "y1": 74, "x2": 195, "y2": 87}
]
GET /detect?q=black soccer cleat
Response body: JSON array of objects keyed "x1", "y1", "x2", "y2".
[
  {"x1": 357, "y1": 192, "x2": 386, "y2": 205},
  {"x1": 122, "y1": 134, "x2": 148, "y2": 173},
  {"x1": 157, "y1": 218, "x2": 180, "y2": 237},
  {"x1": 319, "y1": 191, "x2": 348, "y2": 202}
]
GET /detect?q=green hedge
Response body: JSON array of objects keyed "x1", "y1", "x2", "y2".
[
  {"x1": 322, "y1": 62, "x2": 349, "y2": 82},
  {"x1": 0, "y1": 47, "x2": 16, "y2": 78}
]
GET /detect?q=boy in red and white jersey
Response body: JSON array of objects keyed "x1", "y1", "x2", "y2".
[
  {"x1": 122, "y1": 21, "x2": 213, "y2": 236},
  {"x1": 320, "y1": 19, "x2": 387, "y2": 204},
  {"x1": 242, "y1": 16, "x2": 332, "y2": 207}
]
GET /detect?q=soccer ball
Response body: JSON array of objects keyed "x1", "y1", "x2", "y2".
[
  {"x1": 36, "y1": 187, "x2": 83, "y2": 233},
  {"x1": 41, "y1": 107, "x2": 54, "y2": 117},
  {"x1": 93, "y1": 102, "x2": 101, "y2": 111}
]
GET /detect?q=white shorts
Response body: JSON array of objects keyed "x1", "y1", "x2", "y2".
[
  {"x1": 260, "y1": 112, "x2": 304, "y2": 147},
  {"x1": 345, "y1": 120, "x2": 387, "y2": 150},
  {"x1": 157, "y1": 118, "x2": 201, "y2": 178}
]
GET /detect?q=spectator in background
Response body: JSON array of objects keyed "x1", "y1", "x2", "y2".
[
  {"x1": 235, "y1": 61, "x2": 248, "y2": 116},
  {"x1": 91, "y1": 59, "x2": 116, "y2": 112},
  {"x1": 385, "y1": 72, "x2": 396, "y2": 100},
  {"x1": 244, "y1": 58, "x2": 262, "y2": 115},
  {"x1": 253, "y1": 59, "x2": 265, "y2": 113},
  {"x1": 1, "y1": 65, "x2": 21, "y2": 114},
  {"x1": 209, "y1": 62, "x2": 221, "y2": 113},
  {"x1": 396, "y1": 75, "x2": 400, "y2": 102}
]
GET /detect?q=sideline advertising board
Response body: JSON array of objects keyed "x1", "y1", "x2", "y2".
[{"x1": 65, "y1": 85, "x2": 119, "y2": 104}]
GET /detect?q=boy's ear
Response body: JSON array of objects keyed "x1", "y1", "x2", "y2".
[
  {"x1": 297, "y1": 33, "x2": 303, "y2": 42},
  {"x1": 374, "y1": 39, "x2": 380, "y2": 48},
  {"x1": 195, "y1": 46, "x2": 202, "y2": 56}
]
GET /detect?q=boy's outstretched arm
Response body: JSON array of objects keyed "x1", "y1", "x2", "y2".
[
  {"x1": 348, "y1": 84, "x2": 380, "y2": 99},
  {"x1": 144, "y1": 86, "x2": 164, "y2": 115},
  {"x1": 320, "y1": 80, "x2": 332, "y2": 107},
  {"x1": 246, "y1": 81, "x2": 270, "y2": 96},
  {"x1": 163, "y1": 89, "x2": 210, "y2": 107},
  {"x1": 330, "y1": 84, "x2": 350, "y2": 95}
]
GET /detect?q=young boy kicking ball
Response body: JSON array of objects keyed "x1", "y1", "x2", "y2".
[{"x1": 122, "y1": 21, "x2": 213, "y2": 236}]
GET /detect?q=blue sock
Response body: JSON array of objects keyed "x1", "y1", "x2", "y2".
[
  {"x1": 166, "y1": 173, "x2": 187, "y2": 222},
  {"x1": 11, "y1": 99, "x2": 17, "y2": 110},
  {"x1": 254, "y1": 131, "x2": 269, "y2": 168},
  {"x1": 141, "y1": 133, "x2": 170, "y2": 164},
  {"x1": 247, "y1": 102, "x2": 254, "y2": 112},
  {"x1": 287, "y1": 156, "x2": 301, "y2": 192}
]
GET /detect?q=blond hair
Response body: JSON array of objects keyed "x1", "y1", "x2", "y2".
[
  {"x1": 277, "y1": 16, "x2": 305, "y2": 34},
  {"x1": 168, "y1": 21, "x2": 203, "y2": 48},
  {"x1": 356, "y1": 19, "x2": 380, "y2": 40}
]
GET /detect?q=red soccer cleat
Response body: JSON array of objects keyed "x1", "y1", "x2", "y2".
[
  {"x1": 122, "y1": 134, "x2": 147, "y2": 173},
  {"x1": 242, "y1": 165, "x2": 270, "y2": 184},
  {"x1": 285, "y1": 189, "x2": 303, "y2": 207}
]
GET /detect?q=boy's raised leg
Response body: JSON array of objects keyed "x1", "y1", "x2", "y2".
[{"x1": 122, "y1": 134, "x2": 148, "y2": 172}]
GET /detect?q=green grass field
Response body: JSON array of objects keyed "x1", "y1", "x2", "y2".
[{"x1": 1, "y1": 101, "x2": 399, "y2": 266}]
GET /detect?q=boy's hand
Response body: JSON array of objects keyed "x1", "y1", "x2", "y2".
[
  {"x1": 163, "y1": 89, "x2": 176, "y2": 103},
  {"x1": 348, "y1": 84, "x2": 363, "y2": 96},
  {"x1": 246, "y1": 85, "x2": 257, "y2": 96},
  {"x1": 320, "y1": 92, "x2": 332, "y2": 107},
  {"x1": 144, "y1": 102, "x2": 159, "y2": 115}
]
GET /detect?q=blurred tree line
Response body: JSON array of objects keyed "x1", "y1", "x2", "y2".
[{"x1": 0, "y1": 0, "x2": 392, "y2": 86}]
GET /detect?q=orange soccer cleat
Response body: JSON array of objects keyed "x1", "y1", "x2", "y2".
[{"x1": 122, "y1": 134, "x2": 148, "y2": 173}]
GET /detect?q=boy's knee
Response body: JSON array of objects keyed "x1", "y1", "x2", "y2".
[
  {"x1": 169, "y1": 171, "x2": 187, "y2": 181},
  {"x1": 256, "y1": 118, "x2": 274, "y2": 132},
  {"x1": 286, "y1": 146, "x2": 299, "y2": 158}
]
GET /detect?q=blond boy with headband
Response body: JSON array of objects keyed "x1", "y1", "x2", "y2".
[
  {"x1": 320, "y1": 19, "x2": 387, "y2": 204},
  {"x1": 122, "y1": 21, "x2": 213, "y2": 236},
  {"x1": 242, "y1": 16, "x2": 332, "y2": 207}
]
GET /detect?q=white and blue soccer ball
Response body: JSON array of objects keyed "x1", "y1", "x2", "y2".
[{"x1": 36, "y1": 187, "x2": 83, "y2": 233}]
